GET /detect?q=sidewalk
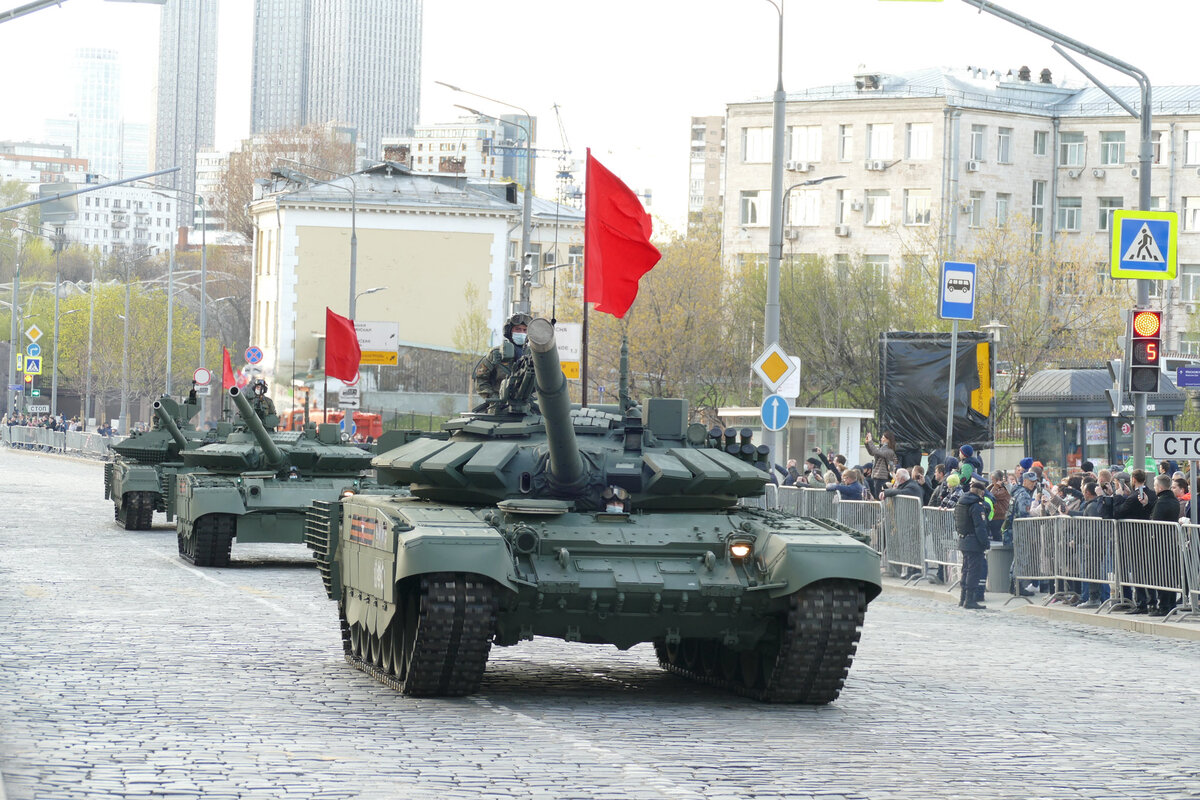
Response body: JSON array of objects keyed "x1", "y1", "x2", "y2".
[{"x1": 881, "y1": 575, "x2": 1200, "y2": 642}]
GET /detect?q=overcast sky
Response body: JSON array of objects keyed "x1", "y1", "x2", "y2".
[{"x1": 0, "y1": 0, "x2": 1196, "y2": 231}]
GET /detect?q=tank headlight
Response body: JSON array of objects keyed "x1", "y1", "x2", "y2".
[
  {"x1": 341, "y1": 489, "x2": 356, "y2": 498},
  {"x1": 729, "y1": 541, "x2": 753, "y2": 559}
]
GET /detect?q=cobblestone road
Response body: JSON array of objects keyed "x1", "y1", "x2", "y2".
[{"x1": 2, "y1": 449, "x2": 1198, "y2": 800}]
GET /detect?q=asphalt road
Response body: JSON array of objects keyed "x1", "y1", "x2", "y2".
[{"x1": 1, "y1": 448, "x2": 1198, "y2": 800}]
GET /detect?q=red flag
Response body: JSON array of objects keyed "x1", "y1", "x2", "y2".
[
  {"x1": 584, "y1": 149, "x2": 661, "y2": 318},
  {"x1": 325, "y1": 307, "x2": 361, "y2": 382},
  {"x1": 222, "y1": 347, "x2": 236, "y2": 390}
]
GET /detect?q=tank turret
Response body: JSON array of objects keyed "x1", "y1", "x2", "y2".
[
  {"x1": 152, "y1": 400, "x2": 189, "y2": 451},
  {"x1": 229, "y1": 385, "x2": 284, "y2": 467}
]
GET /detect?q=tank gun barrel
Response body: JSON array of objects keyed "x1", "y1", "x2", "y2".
[
  {"x1": 152, "y1": 400, "x2": 188, "y2": 450},
  {"x1": 527, "y1": 318, "x2": 585, "y2": 487},
  {"x1": 229, "y1": 386, "x2": 285, "y2": 468}
]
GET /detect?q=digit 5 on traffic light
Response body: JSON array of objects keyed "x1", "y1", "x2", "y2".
[{"x1": 1130, "y1": 309, "x2": 1161, "y2": 393}]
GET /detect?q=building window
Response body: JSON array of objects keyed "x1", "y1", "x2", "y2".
[
  {"x1": 1034, "y1": 130, "x2": 1049, "y2": 156},
  {"x1": 864, "y1": 254, "x2": 890, "y2": 282},
  {"x1": 1187, "y1": 131, "x2": 1200, "y2": 165},
  {"x1": 1059, "y1": 132, "x2": 1085, "y2": 167},
  {"x1": 1180, "y1": 333, "x2": 1200, "y2": 357},
  {"x1": 997, "y1": 127, "x2": 1012, "y2": 164},
  {"x1": 1181, "y1": 264, "x2": 1200, "y2": 303},
  {"x1": 742, "y1": 127, "x2": 772, "y2": 163},
  {"x1": 1056, "y1": 196, "x2": 1082, "y2": 231},
  {"x1": 903, "y1": 188, "x2": 931, "y2": 225},
  {"x1": 788, "y1": 125, "x2": 821, "y2": 162},
  {"x1": 1100, "y1": 131, "x2": 1126, "y2": 165},
  {"x1": 970, "y1": 124, "x2": 986, "y2": 161},
  {"x1": 1184, "y1": 197, "x2": 1200, "y2": 231},
  {"x1": 740, "y1": 190, "x2": 767, "y2": 225},
  {"x1": 1151, "y1": 131, "x2": 1164, "y2": 164},
  {"x1": 996, "y1": 192, "x2": 1011, "y2": 226},
  {"x1": 905, "y1": 122, "x2": 932, "y2": 160},
  {"x1": 1098, "y1": 196, "x2": 1123, "y2": 231},
  {"x1": 968, "y1": 191, "x2": 984, "y2": 228},
  {"x1": 838, "y1": 124, "x2": 853, "y2": 161},
  {"x1": 866, "y1": 124, "x2": 893, "y2": 159},
  {"x1": 787, "y1": 189, "x2": 821, "y2": 226},
  {"x1": 835, "y1": 188, "x2": 848, "y2": 224},
  {"x1": 864, "y1": 189, "x2": 890, "y2": 226},
  {"x1": 834, "y1": 253, "x2": 850, "y2": 271}
]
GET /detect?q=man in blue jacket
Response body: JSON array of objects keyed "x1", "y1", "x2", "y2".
[{"x1": 955, "y1": 476, "x2": 992, "y2": 609}]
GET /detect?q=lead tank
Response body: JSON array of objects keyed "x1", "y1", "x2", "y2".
[
  {"x1": 307, "y1": 319, "x2": 881, "y2": 703},
  {"x1": 174, "y1": 386, "x2": 375, "y2": 567},
  {"x1": 104, "y1": 392, "x2": 213, "y2": 529}
]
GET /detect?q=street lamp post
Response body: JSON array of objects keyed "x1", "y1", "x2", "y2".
[
  {"x1": 436, "y1": 81, "x2": 534, "y2": 315},
  {"x1": 277, "y1": 159, "x2": 359, "y2": 318},
  {"x1": 762, "y1": 0, "x2": 786, "y2": 465},
  {"x1": 50, "y1": 228, "x2": 65, "y2": 417},
  {"x1": 119, "y1": 260, "x2": 130, "y2": 434},
  {"x1": 2, "y1": 237, "x2": 16, "y2": 416}
]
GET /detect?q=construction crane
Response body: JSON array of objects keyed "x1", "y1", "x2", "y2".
[{"x1": 552, "y1": 103, "x2": 581, "y2": 207}]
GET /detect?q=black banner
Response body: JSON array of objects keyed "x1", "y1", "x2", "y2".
[{"x1": 878, "y1": 331, "x2": 995, "y2": 453}]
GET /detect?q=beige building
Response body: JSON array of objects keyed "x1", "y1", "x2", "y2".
[
  {"x1": 722, "y1": 66, "x2": 1200, "y2": 352},
  {"x1": 249, "y1": 163, "x2": 584, "y2": 399},
  {"x1": 688, "y1": 115, "x2": 725, "y2": 227}
]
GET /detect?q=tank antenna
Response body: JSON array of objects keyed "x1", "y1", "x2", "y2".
[{"x1": 619, "y1": 332, "x2": 632, "y2": 411}]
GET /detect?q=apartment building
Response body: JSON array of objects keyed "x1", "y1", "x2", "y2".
[
  {"x1": 722, "y1": 66, "x2": 1200, "y2": 352},
  {"x1": 688, "y1": 115, "x2": 725, "y2": 227},
  {"x1": 381, "y1": 114, "x2": 537, "y2": 189}
]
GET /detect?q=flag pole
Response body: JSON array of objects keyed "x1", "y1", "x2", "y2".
[{"x1": 581, "y1": 147, "x2": 590, "y2": 407}]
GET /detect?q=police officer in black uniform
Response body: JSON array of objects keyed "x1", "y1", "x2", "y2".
[{"x1": 955, "y1": 475, "x2": 992, "y2": 609}]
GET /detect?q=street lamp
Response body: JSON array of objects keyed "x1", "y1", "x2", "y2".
[
  {"x1": 50, "y1": 227, "x2": 66, "y2": 417},
  {"x1": 780, "y1": 175, "x2": 846, "y2": 233},
  {"x1": 436, "y1": 81, "x2": 534, "y2": 315},
  {"x1": 762, "y1": 0, "x2": 787, "y2": 465},
  {"x1": 276, "y1": 158, "x2": 359, "y2": 318},
  {"x1": 355, "y1": 285, "x2": 387, "y2": 305},
  {"x1": 145, "y1": 185, "x2": 206, "y2": 402}
]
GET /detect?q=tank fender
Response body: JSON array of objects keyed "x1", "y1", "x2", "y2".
[
  {"x1": 756, "y1": 529, "x2": 883, "y2": 602},
  {"x1": 393, "y1": 525, "x2": 521, "y2": 595},
  {"x1": 111, "y1": 464, "x2": 164, "y2": 495},
  {"x1": 179, "y1": 481, "x2": 249, "y2": 521}
]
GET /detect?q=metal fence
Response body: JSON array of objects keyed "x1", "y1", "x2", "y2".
[{"x1": 1, "y1": 425, "x2": 114, "y2": 458}]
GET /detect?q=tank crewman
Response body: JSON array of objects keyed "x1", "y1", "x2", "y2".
[
  {"x1": 473, "y1": 312, "x2": 532, "y2": 406},
  {"x1": 250, "y1": 379, "x2": 278, "y2": 429}
]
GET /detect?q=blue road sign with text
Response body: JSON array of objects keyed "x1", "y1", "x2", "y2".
[{"x1": 1177, "y1": 365, "x2": 1200, "y2": 388}]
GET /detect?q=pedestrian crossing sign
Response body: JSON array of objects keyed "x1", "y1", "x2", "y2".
[{"x1": 1111, "y1": 210, "x2": 1177, "y2": 280}]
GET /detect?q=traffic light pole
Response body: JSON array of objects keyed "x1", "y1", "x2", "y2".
[{"x1": 962, "y1": 0, "x2": 1154, "y2": 469}]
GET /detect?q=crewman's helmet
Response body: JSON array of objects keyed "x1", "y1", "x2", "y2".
[
  {"x1": 253, "y1": 379, "x2": 268, "y2": 396},
  {"x1": 503, "y1": 312, "x2": 533, "y2": 341}
]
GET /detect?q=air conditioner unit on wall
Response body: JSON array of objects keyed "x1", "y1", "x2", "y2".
[
  {"x1": 784, "y1": 229, "x2": 800, "y2": 240},
  {"x1": 865, "y1": 159, "x2": 886, "y2": 171},
  {"x1": 834, "y1": 224, "x2": 850, "y2": 237},
  {"x1": 1130, "y1": 167, "x2": 1140, "y2": 178},
  {"x1": 966, "y1": 160, "x2": 981, "y2": 172},
  {"x1": 1066, "y1": 169, "x2": 1080, "y2": 179},
  {"x1": 850, "y1": 200, "x2": 863, "y2": 211},
  {"x1": 785, "y1": 160, "x2": 814, "y2": 172},
  {"x1": 1093, "y1": 168, "x2": 1106, "y2": 178}
]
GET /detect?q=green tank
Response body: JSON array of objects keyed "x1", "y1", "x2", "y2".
[
  {"x1": 306, "y1": 319, "x2": 881, "y2": 703},
  {"x1": 104, "y1": 393, "x2": 213, "y2": 530},
  {"x1": 174, "y1": 386, "x2": 375, "y2": 567}
]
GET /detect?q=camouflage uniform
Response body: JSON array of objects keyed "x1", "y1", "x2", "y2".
[
  {"x1": 473, "y1": 345, "x2": 520, "y2": 402},
  {"x1": 250, "y1": 382, "x2": 277, "y2": 429}
]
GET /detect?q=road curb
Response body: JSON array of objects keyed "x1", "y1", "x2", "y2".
[{"x1": 881, "y1": 577, "x2": 1200, "y2": 642}]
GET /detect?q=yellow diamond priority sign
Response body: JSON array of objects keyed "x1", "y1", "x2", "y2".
[
  {"x1": 25, "y1": 324, "x2": 43, "y2": 343},
  {"x1": 753, "y1": 343, "x2": 798, "y2": 392}
]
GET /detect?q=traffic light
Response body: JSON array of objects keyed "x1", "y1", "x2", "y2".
[
  {"x1": 1129, "y1": 309, "x2": 1162, "y2": 393},
  {"x1": 23, "y1": 373, "x2": 32, "y2": 385}
]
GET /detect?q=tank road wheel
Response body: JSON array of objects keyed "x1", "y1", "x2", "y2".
[
  {"x1": 386, "y1": 573, "x2": 498, "y2": 697},
  {"x1": 718, "y1": 646, "x2": 740, "y2": 682},
  {"x1": 378, "y1": 629, "x2": 395, "y2": 675},
  {"x1": 758, "y1": 579, "x2": 867, "y2": 705},
  {"x1": 698, "y1": 640, "x2": 720, "y2": 678},
  {"x1": 349, "y1": 623, "x2": 365, "y2": 659},
  {"x1": 116, "y1": 493, "x2": 137, "y2": 530},
  {"x1": 184, "y1": 514, "x2": 235, "y2": 567}
]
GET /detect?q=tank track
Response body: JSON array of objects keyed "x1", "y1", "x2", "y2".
[
  {"x1": 340, "y1": 572, "x2": 498, "y2": 697},
  {"x1": 115, "y1": 491, "x2": 156, "y2": 531},
  {"x1": 655, "y1": 579, "x2": 866, "y2": 704},
  {"x1": 178, "y1": 514, "x2": 235, "y2": 567}
]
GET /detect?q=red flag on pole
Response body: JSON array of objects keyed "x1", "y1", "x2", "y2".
[
  {"x1": 583, "y1": 149, "x2": 662, "y2": 318},
  {"x1": 222, "y1": 347, "x2": 236, "y2": 390},
  {"x1": 325, "y1": 307, "x2": 361, "y2": 382}
]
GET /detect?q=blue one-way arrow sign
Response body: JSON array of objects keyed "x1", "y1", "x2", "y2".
[{"x1": 761, "y1": 394, "x2": 790, "y2": 432}]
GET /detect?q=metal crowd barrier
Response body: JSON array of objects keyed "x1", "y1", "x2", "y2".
[
  {"x1": 834, "y1": 499, "x2": 883, "y2": 552},
  {"x1": 882, "y1": 495, "x2": 923, "y2": 575},
  {"x1": 1009, "y1": 515, "x2": 1197, "y2": 619},
  {"x1": 1, "y1": 425, "x2": 114, "y2": 458},
  {"x1": 920, "y1": 507, "x2": 961, "y2": 588}
]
